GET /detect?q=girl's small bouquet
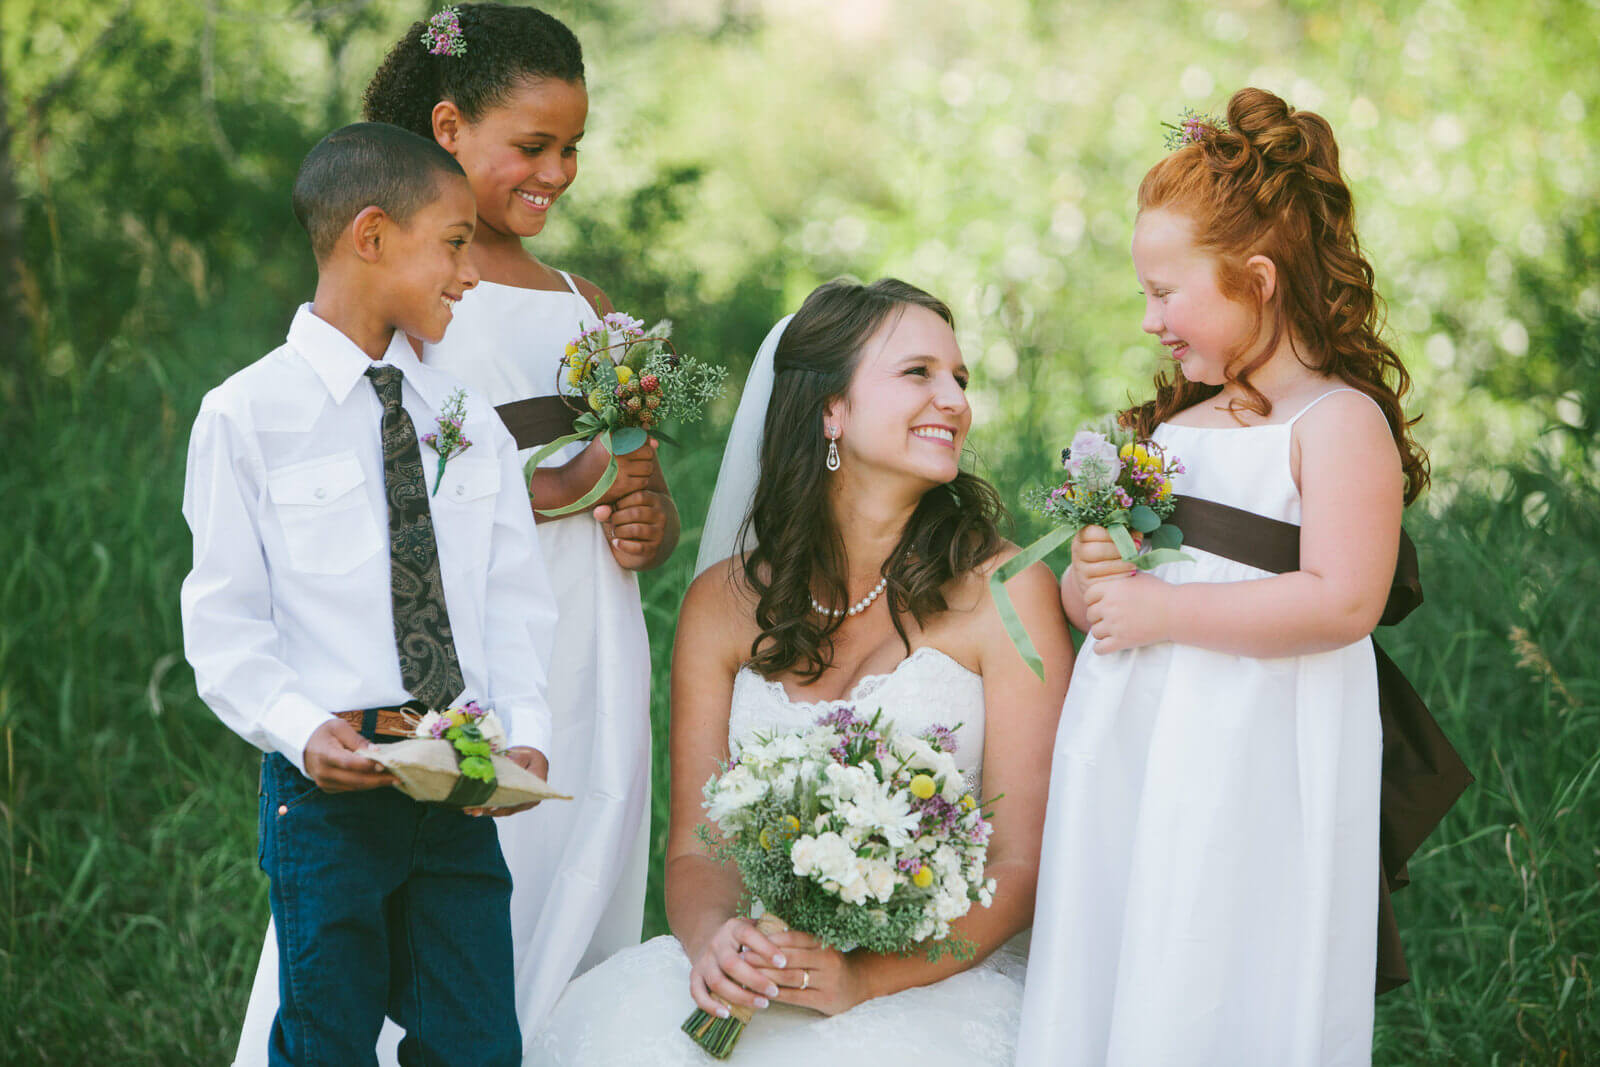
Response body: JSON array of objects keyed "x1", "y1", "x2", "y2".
[
  {"x1": 368, "y1": 702, "x2": 570, "y2": 809},
  {"x1": 682, "y1": 706, "x2": 996, "y2": 1059},
  {"x1": 991, "y1": 420, "x2": 1192, "y2": 675},
  {"x1": 525, "y1": 312, "x2": 727, "y2": 516}
]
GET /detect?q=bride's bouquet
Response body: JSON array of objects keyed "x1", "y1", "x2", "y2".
[
  {"x1": 991, "y1": 419, "x2": 1192, "y2": 676},
  {"x1": 682, "y1": 706, "x2": 996, "y2": 1059},
  {"x1": 525, "y1": 312, "x2": 727, "y2": 516}
]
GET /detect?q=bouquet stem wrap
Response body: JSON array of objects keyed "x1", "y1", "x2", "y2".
[{"x1": 681, "y1": 913, "x2": 791, "y2": 1058}]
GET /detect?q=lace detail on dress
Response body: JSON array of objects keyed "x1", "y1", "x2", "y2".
[{"x1": 730, "y1": 646, "x2": 986, "y2": 784}]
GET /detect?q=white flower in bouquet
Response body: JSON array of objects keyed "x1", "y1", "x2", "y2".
[
  {"x1": 685, "y1": 705, "x2": 999, "y2": 1059},
  {"x1": 840, "y1": 781, "x2": 921, "y2": 847},
  {"x1": 1063, "y1": 429, "x2": 1124, "y2": 489},
  {"x1": 704, "y1": 765, "x2": 769, "y2": 826},
  {"x1": 475, "y1": 709, "x2": 508, "y2": 752}
]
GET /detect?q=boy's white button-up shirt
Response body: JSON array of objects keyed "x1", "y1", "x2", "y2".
[{"x1": 181, "y1": 305, "x2": 558, "y2": 774}]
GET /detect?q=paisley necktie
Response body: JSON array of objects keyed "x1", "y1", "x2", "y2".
[{"x1": 365, "y1": 365, "x2": 465, "y2": 710}]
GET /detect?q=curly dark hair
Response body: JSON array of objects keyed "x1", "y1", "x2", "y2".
[
  {"x1": 363, "y1": 3, "x2": 584, "y2": 139},
  {"x1": 1126, "y1": 86, "x2": 1430, "y2": 504},
  {"x1": 741, "y1": 279, "x2": 1009, "y2": 683}
]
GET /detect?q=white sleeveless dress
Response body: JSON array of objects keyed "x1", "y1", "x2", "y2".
[
  {"x1": 1015, "y1": 391, "x2": 1382, "y2": 1067},
  {"x1": 231, "y1": 275, "x2": 652, "y2": 1065},
  {"x1": 530, "y1": 645, "x2": 1031, "y2": 1065}
]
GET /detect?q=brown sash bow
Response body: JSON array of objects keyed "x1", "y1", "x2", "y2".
[
  {"x1": 1168, "y1": 494, "x2": 1472, "y2": 995},
  {"x1": 494, "y1": 396, "x2": 580, "y2": 451}
]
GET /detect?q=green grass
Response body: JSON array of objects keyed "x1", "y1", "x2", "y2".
[{"x1": 1, "y1": 299, "x2": 1594, "y2": 1064}]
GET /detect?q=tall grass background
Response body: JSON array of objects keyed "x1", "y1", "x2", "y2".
[
  {"x1": 4, "y1": 0, "x2": 1598, "y2": 1062},
  {"x1": 3, "y1": 279, "x2": 1596, "y2": 1063}
]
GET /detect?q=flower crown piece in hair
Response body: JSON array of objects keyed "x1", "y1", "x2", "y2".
[
  {"x1": 422, "y1": 6, "x2": 467, "y2": 58},
  {"x1": 1162, "y1": 107, "x2": 1226, "y2": 150}
]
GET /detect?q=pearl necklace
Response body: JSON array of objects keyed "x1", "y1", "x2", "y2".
[{"x1": 811, "y1": 576, "x2": 888, "y2": 618}]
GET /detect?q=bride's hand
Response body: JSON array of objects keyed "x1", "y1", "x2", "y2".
[
  {"x1": 752, "y1": 930, "x2": 866, "y2": 1017},
  {"x1": 687, "y1": 917, "x2": 787, "y2": 1017}
]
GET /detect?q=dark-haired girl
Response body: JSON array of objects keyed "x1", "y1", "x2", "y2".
[
  {"x1": 1016, "y1": 88, "x2": 1433, "y2": 1066},
  {"x1": 233, "y1": 7, "x2": 664, "y2": 1063},
  {"x1": 532, "y1": 279, "x2": 1073, "y2": 1063}
]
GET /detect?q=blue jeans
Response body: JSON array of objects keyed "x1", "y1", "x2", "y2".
[{"x1": 259, "y1": 753, "x2": 520, "y2": 1067}]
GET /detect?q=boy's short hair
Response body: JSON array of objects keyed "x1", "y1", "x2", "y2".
[{"x1": 292, "y1": 122, "x2": 467, "y2": 260}]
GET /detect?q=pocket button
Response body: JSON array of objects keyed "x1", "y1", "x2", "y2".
[
  {"x1": 278, "y1": 804, "x2": 288, "y2": 816},
  {"x1": 455, "y1": 485, "x2": 465, "y2": 497},
  {"x1": 314, "y1": 488, "x2": 327, "y2": 500}
]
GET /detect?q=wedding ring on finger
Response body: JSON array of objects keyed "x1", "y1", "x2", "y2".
[{"x1": 800, "y1": 970, "x2": 810, "y2": 990}]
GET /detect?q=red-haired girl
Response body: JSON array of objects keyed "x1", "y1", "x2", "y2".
[{"x1": 1017, "y1": 87, "x2": 1441, "y2": 1066}]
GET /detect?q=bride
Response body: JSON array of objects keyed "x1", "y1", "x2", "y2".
[{"x1": 532, "y1": 278, "x2": 1073, "y2": 1063}]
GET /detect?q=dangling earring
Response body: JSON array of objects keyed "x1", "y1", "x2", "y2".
[{"x1": 825, "y1": 426, "x2": 841, "y2": 472}]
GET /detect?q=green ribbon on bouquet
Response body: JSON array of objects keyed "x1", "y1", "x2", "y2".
[
  {"x1": 522, "y1": 423, "x2": 650, "y2": 517},
  {"x1": 989, "y1": 503, "x2": 1192, "y2": 680}
]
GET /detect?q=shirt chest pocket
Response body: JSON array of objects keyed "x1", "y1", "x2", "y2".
[
  {"x1": 267, "y1": 452, "x2": 382, "y2": 575},
  {"x1": 432, "y1": 457, "x2": 500, "y2": 570}
]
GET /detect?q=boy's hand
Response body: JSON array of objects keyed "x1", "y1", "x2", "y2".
[
  {"x1": 1070, "y1": 525, "x2": 1137, "y2": 595},
  {"x1": 595, "y1": 489, "x2": 671, "y2": 570},
  {"x1": 471, "y1": 746, "x2": 550, "y2": 818},
  {"x1": 303, "y1": 719, "x2": 396, "y2": 793}
]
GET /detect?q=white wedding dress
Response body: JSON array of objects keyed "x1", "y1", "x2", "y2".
[
  {"x1": 1016, "y1": 392, "x2": 1382, "y2": 1066},
  {"x1": 529, "y1": 645, "x2": 1030, "y2": 1065}
]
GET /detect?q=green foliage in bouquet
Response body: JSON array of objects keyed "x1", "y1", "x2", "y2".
[
  {"x1": 524, "y1": 313, "x2": 727, "y2": 516},
  {"x1": 992, "y1": 419, "x2": 1192, "y2": 677}
]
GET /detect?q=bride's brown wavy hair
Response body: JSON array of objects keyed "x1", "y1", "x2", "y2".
[
  {"x1": 741, "y1": 279, "x2": 1007, "y2": 683},
  {"x1": 1125, "y1": 87, "x2": 1430, "y2": 503}
]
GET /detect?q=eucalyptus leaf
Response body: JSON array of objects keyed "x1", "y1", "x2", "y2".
[
  {"x1": 1129, "y1": 504, "x2": 1160, "y2": 533},
  {"x1": 611, "y1": 426, "x2": 649, "y2": 454},
  {"x1": 1148, "y1": 523, "x2": 1183, "y2": 550}
]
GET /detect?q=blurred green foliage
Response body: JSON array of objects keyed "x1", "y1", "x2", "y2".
[{"x1": 3, "y1": 0, "x2": 1597, "y2": 1061}]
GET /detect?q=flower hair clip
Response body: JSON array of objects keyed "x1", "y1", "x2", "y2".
[
  {"x1": 422, "y1": 6, "x2": 467, "y2": 58},
  {"x1": 1162, "y1": 108, "x2": 1226, "y2": 150}
]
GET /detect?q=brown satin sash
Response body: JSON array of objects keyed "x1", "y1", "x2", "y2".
[
  {"x1": 1168, "y1": 494, "x2": 1473, "y2": 995},
  {"x1": 494, "y1": 396, "x2": 580, "y2": 451}
]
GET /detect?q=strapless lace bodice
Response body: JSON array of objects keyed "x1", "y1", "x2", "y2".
[{"x1": 730, "y1": 645, "x2": 986, "y2": 788}]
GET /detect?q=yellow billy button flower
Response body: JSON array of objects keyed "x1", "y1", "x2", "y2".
[
  {"x1": 614, "y1": 365, "x2": 634, "y2": 386},
  {"x1": 566, "y1": 365, "x2": 584, "y2": 387},
  {"x1": 758, "y1": 828, "x2": 773, "y2": 850},
  {"x1": 910, "y1": 773, "x2": 937, "y2": 800},
  {"x1": 912, "y1": 866, "x2": 935, "y2": 889},
  {"x1": 781, "y1": 814, "x2": 801, "y2": 834},
  {"x1": 1119, "y1": 443, "x2": 1134, "y2": 460},
  {"x1": 446, "y1": 709, "x2": 468, "y2": 727},
  {"x1": 564, "y1": 342, "x2": 579, "y2": 358},
  {"x1": 589, "y1": 393, "x2": 605, "y2": 412},
  {"x1": 960, "y1": 793, "x2": 977, "y2": 811}
]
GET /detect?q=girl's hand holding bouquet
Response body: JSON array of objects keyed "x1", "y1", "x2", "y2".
[
  {"x1": 992, "y1": 419, "x2": 1192, "y2": 676},
  {"x1": 526, "y1": 312, "x2": 726, "y2": 517}
]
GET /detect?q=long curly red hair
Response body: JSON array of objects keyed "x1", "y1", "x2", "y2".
[{"x1": 1123, "y1": 87, "x2": 1430, "y2": 503}]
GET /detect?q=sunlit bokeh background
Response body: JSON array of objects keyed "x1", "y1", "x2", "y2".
[{"x1": 4, "y1": 0, "x2": 1596, "y2": 1060}]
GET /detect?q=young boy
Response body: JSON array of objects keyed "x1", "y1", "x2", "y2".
[{"x1": 181, "y1": 122, "x2": 555, "y2": 1066}]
